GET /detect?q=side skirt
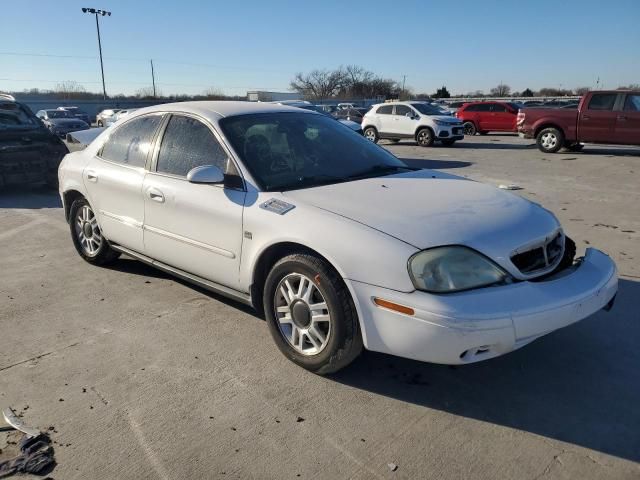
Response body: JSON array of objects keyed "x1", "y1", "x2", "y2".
[{"x1": 110, "y1": 244, "x2": 253, "y2": 307}]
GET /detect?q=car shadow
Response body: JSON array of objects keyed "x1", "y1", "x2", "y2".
[
  {"x1": 397, "y1": 157, "x2": 472, "y2": 170},
  {"x1": 0, "y1": 186, "x2": 61, "y2": 209},
  {"x1": 331, "y1": 277, "x2": 640, "y2": 463}
]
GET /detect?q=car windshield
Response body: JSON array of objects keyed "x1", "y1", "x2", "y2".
[
  {"x1": 220, "y1": 112, "x2": 412, "y2": 192},
  {"x1": 411, "y1": 103, "x2": 444, "y2": 115},
  {"x1": 0, "y1": 103, "x2": 38, "y2": 128},
  {"x1": 47, "y1": 110, "x2": 73, "y2": 118}
]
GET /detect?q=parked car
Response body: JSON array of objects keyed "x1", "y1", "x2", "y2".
[
  {"x1": 58, "y1": 101, "x2": 618, "y2": 373},
  {"x1": 106, "y1": 108, "x2": 138, "y2": 127},
  {"x1": 271, "y1": 102, "x2": 361, "y2": 132},
  {"x1": 0, "y1": 98, "x2": 68, "y2": 187},
  {"x1": 455, "y1": 101, "x2": 520, "y2": 135},
  {"x1": 337, "y1": 103, "x2": 355, "y2": 110},
  {"x1": 57, "y1": 106, "x2": 91, "y2": 125},
  {"x1": 442, "y1": 101, "x2": 467, "y2": 115},
  {"x1": 362, "y1": 101, "x2": 464, "y2": 146},
  {"x1": 95, "y1": 108, "x2": 121, "y2": 127},
  {"x1": 517, "y1": 90, "x2": 640, "y2": 153},
  {"x1": 523, "y1": 101, "x2": 545, "y2": 107},
  {"x1": 334, "y1": 107, "x2": 370, "y2": 124},
  {"x1": 35, "y1": 109, "x2": 89, "y2": 138},
  {"x1": 317, "y1": 104, "x2": 337, "y2": 114}
]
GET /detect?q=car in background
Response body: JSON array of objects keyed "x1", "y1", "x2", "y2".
[
  {"x1": 57, "y1": 106, "x2": 91, "y2": 125},
  {"x1": 518, "y1": 90, "x2": 640, "y2": 153},
  {"x1": 106, "y1": 108, "x2": 139, "y2": 127},
  {"x1": 35, "y1": 109, "x2": 90, "y2": 138},
  {"x1": 334, "y1": 107, "x2": 370, "y2": 124},
  {"x1": 317, "y1": 104, "x2": 337, "y2": 114},
  {"x1": 455, "y1": 101, "x2": 520, "y2": 135},
  {"x1": 96, "y1": 108, "x2": 121, "y2": 127},
  {"x1": 522, "y1": 100, "x2": 545, "y2": 107},
  {"x1": 442, "y1": 101, "x2": 467, "y2": 115},
  {"x1": 271, "y1": 102, "x2": 362, "y2": 133},
  {"x1": 362, "y1": 101, "x2": 464, "y2": 146},
  {"x1": 0, "y1": 97, "x2": 68, "y2": 187},
  {"x1": 337, "y1": 103, "x2": 355, "y2": 110},
  {"x1": 58, "y1": 101, "x2": 617, "y2": 373}
]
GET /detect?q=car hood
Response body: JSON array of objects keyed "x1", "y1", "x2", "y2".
[
  {"x1": 282, "y1": 170, "x2": 560, "y2": 274},
  {"x1": 430, "y1": 115, "x2": 460, "y2": 123}
]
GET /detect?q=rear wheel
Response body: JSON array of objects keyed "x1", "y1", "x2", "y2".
[
  {"x1": 363, "y1": 127, "x2": 378, "y2": 143},
  {"x1": 463, "y1": 121, "x2": 477, "y2": 136},
  {"x1": 263, "y1": 253, "x2": 362, "y2": 375},
  {"x1": 441, "y1": 139, "x2": 456, "y2": 146},
  {"x1": 69, "y1": 197, "x2": 120, "y2": 265},
  {"x1": 416, "y1": 128, "x2": 434, "y2": 147},
  {"x1": 536, "y1": 127, "x2": 565, "y2": 153}
]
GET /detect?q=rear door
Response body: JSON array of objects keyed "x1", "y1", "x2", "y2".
[
  {"x1": 84, "y1": 113, "x2": 164, "y2": 253},
  {"x1": 614, "y1": 93, "x2": 640, "y2": 145},
  {"x1": 374, "y1": 104, "x2": 394, "y2": 134},
  {"x1": 142, "y1": 113, "x2": 245, "y2": 287},
  {"x1": 578, "y1": 93, "x2": 619, "y2": 143},
  {"x1": 474, "y1": 103, "x2": 493, "y2": 131},
  {"x1": 490, "y1": 103, "x2": 516, "y2": 131}
]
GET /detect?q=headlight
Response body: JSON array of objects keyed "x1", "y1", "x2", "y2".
[
  {"x1": 408, "y1": 246, "x2": 511, "y2": 293},
  {"x1": 433, "y1": 119, "x2": 451, "y2": 126}
]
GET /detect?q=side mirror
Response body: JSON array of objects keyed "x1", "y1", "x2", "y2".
[
  {"x1": 405, "y1": 112, "x2": 413, "y2": 118},
  {"x1": 187, "y1": 165, "x2": 225, "y2": 184}
]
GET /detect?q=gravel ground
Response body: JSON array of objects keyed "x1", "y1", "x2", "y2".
[{"x1": 1, "y1": 134, "x2": 638, "y2": 479}]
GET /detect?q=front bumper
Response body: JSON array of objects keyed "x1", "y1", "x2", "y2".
[
  {"x1": 434, "y1": 124, "x2": 464, "y2": 139},
  {"x1": 347, "y1": 248, "x2": 617, "y2": 365}
]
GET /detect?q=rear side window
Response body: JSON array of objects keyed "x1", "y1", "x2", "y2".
[
  {"x1": 394, "y1": 105, "x2": 412, "y2": 116},
  {"x1": 491, "y1": 104, "x2": 507, "y2": 112},
  {"x1": 0, "y1": 103, "x2": 37, "y2": 127},
  {"x1": 587, "y1": 94, "x2": 617, "y2": 111},
  {"x1": 623, "y1": 94, "x2": 640, "y2": 111},
  {"x1": 376, "y1": 105, "x2": 393, "y2": 114},
  {"x1": 100, "y1": 115, "x2": 162, "y2": 168},
  {"x1": 156, "y1": 115, "x2": 229, "y2": 177}
]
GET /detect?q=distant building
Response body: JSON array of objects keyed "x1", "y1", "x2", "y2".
[{"x1": 247, "y1": 90, "x2": 301, "y2": 102}]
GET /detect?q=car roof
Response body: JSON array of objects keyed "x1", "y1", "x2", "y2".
[{"x1": 127, "y1": 101, "x2": 318, "y2": 121}]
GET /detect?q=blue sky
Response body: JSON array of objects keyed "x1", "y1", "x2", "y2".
[{"x1": 1, "y1": 0, "x2": 638, "y2": 96}]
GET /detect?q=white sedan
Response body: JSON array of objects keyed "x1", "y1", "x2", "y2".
[{"x1": 58, "y1": 101, "x2": 618, "y2": 374}]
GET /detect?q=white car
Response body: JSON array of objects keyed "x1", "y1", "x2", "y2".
[
  {"x1": 106, "y1": 108, "x2": 138, "y2": 127},
  {"x1": 362, "y1": 101, "x2": 464, "y2": 146},
  {"x1": 58, "y1": 101, "x2": 618, "y2": 374}
]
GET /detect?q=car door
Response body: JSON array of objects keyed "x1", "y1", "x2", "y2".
[
  {"x1": 578, "y1": 93, "x2": 618, "y2": 143},
  {"x1": 84, "y1": 113, "x2": 164, "y2": 253},
  {"x1": 490, "y1": 103, "x2": 515, "y2": 131},
  {"x1": 474, "y1": 103, "x2": 493, "y2": 131},
  {"x1": 142, "y1": 113, "x2": 246, "y2": 288},
  {"x1": 614, "y1": 93, "x2": 640, "y2": 144},
  {"x1": 392, "y1": 104, "x2": 416, "y2": 135},
  {"x1": 374, "y1": 104, "x2": 394, "y2": 135}
]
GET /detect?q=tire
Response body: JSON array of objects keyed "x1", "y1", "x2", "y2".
[
  {"x1": 416, "y1": 128, "x2": 435, "y2": 147},
  {"x1": 69, "y1": 197, "x2": 120, "y2": 265},
  {"x1": 463, "y1": 121, "x2": 477, "y2": 136},
  {"x1": 263, "y1": 253, "x2": 363, "y2": 375},
  {"x1": 565, "y1": 143, "x2": 584, "y2": 152},
  {"x1": 363, "y1": 127, "x2": 378, "y2": 143},
  {"x1": 441, "y1": 139, "x2": 456, "y2": 146},
  {"x1": 536, "y1": 127, "x2": 565, "y2": 153}
]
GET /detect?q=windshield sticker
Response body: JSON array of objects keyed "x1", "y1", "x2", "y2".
[{"x1": 260, "y1": 198, "x2": 296, "y2": 215}]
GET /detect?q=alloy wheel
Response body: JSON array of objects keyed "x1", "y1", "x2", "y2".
[
  {"x1": 541, "y1": 132, "x2": 557, "y2": 150},
  {"x1": 74, "y1": 205, "x2": 102, "y2": 256}
]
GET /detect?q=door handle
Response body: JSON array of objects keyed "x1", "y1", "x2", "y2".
[
  {"x1": 147, "y1": 187, "x2": 165, "y2": 203},
  {"x1": 86, "y1": 170, "x2": 98, "y2": 182}
]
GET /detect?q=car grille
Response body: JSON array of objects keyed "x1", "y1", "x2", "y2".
[
  {"x1": 511, "y1": 232, "x2": 564, "y2": 275},
  {"x1": 453, "y1": 127, "x2": 463, "y2": 135}
]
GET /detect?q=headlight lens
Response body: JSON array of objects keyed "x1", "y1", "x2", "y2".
[
  {"x1": 409, "y1": 246, "x2": 510, "y2": 293},
  {"x1": 433, "y1": 119, "x2": 448, "y2": 126}
]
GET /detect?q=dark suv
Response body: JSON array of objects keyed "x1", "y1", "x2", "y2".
[{"x1": 0, "y1": 98, "x2": 69, "y2": 188}]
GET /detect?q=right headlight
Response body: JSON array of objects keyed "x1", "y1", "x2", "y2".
[{"x1": 408, "y1": 246, "x2": 512, "y2": 293}]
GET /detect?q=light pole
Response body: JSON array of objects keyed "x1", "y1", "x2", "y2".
[{"x1": 82, "y1": 7, "x2": 111, "y2": 100}]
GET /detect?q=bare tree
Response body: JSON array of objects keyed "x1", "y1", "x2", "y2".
[
  {"x1": 135, "y1": 86, "x2": 161, "y2": 99},
  {"x1": 290, "y1": 68, "x2": 348, "y2": 100},
  {"x1": 617, "y1": 84, "x2": 640, "y2": 90},
  {"x1": 202, "y1": 87, "x2": 225, "y2": 99},
  {"x1": 574, "y1": 86, "x2": 590, "y2": 95},
  {"x1": 54, "y1": 81, "x2": 87, "y2": 100},
  {"x1": 489, "y1": 84, "x2": 511, "y2": 97}
]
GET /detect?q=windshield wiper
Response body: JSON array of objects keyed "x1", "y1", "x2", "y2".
[{"x1": 346, "y1": 164, "x2": 419, "y2": 181}]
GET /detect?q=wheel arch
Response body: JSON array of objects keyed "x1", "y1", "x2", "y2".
[
  {"x1": 62, "y1": 189, "x2": 85, "y2": 223},
  {"x1": 534, "y1": 122, "x2": 565, "y2": 139},
  {"x1": 414, "y1": 125, "x2": 434, "y2": 139}
]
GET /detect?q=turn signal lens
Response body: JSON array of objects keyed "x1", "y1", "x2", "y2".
[{"x1": 373, "y1": 298, "x2": 415, "y2": 316}]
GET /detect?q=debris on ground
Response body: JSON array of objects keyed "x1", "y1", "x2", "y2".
[
  {"x1": 1, "y1": 409, "x2": 56, "y2": 477},
  {"x1": 2, "y1": 409, "x2": 39, "y2": 438},
  {"x1": 387, "y1": 462, "x2": 398, "y2": 472},
  {"x1": 498, "y1": 184, "x2": 523, "y2": 190}
]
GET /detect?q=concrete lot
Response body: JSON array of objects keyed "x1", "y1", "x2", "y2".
[{"x1": 1, "y1": 135, "x2": 639, "y2": 479}]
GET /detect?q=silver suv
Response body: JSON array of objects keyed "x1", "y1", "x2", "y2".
[{"x1": 361, "y1": 101, "x2": 464, "y2": 147}]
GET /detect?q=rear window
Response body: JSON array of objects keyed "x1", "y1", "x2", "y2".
[
  {"x1": 100, "y1": 114, "x2": 163, "y2": 168},
  {"x1": 376, "y1": 105, "x2": 393, "y2": 115},
  {"x1": 0, "y1": 103, "x2": 38, "y2": 128},
  {"x1": 587, "y1": 94, "x2": 617, "y2": 111},
  {"x1": 623, "y1": 94, "x2": 640, "y2": 112}
]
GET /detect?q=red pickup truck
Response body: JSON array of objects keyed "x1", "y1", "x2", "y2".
[{"x1": 517, "y1": 90, "x2": 640, "y2": 153}]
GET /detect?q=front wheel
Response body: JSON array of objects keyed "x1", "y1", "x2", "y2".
[
  {"x1": 416, "y1": 128, "x2": 434, "y2": 147},
  {"x1": 536, "y1": 127, "x2": 565, "y2": 153},
  {"x1": 363, "y1": 127, "x2": 378, "y2": 143},
  {"x1": 69, "y1": 197, "x2": 120, "y2": 265},
  {"x1": 263, "y1": 253, "x2": 362, "y2": 375},
  {"x1": 441, "y1": 139, "x2": 456, "y2": 146}
]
